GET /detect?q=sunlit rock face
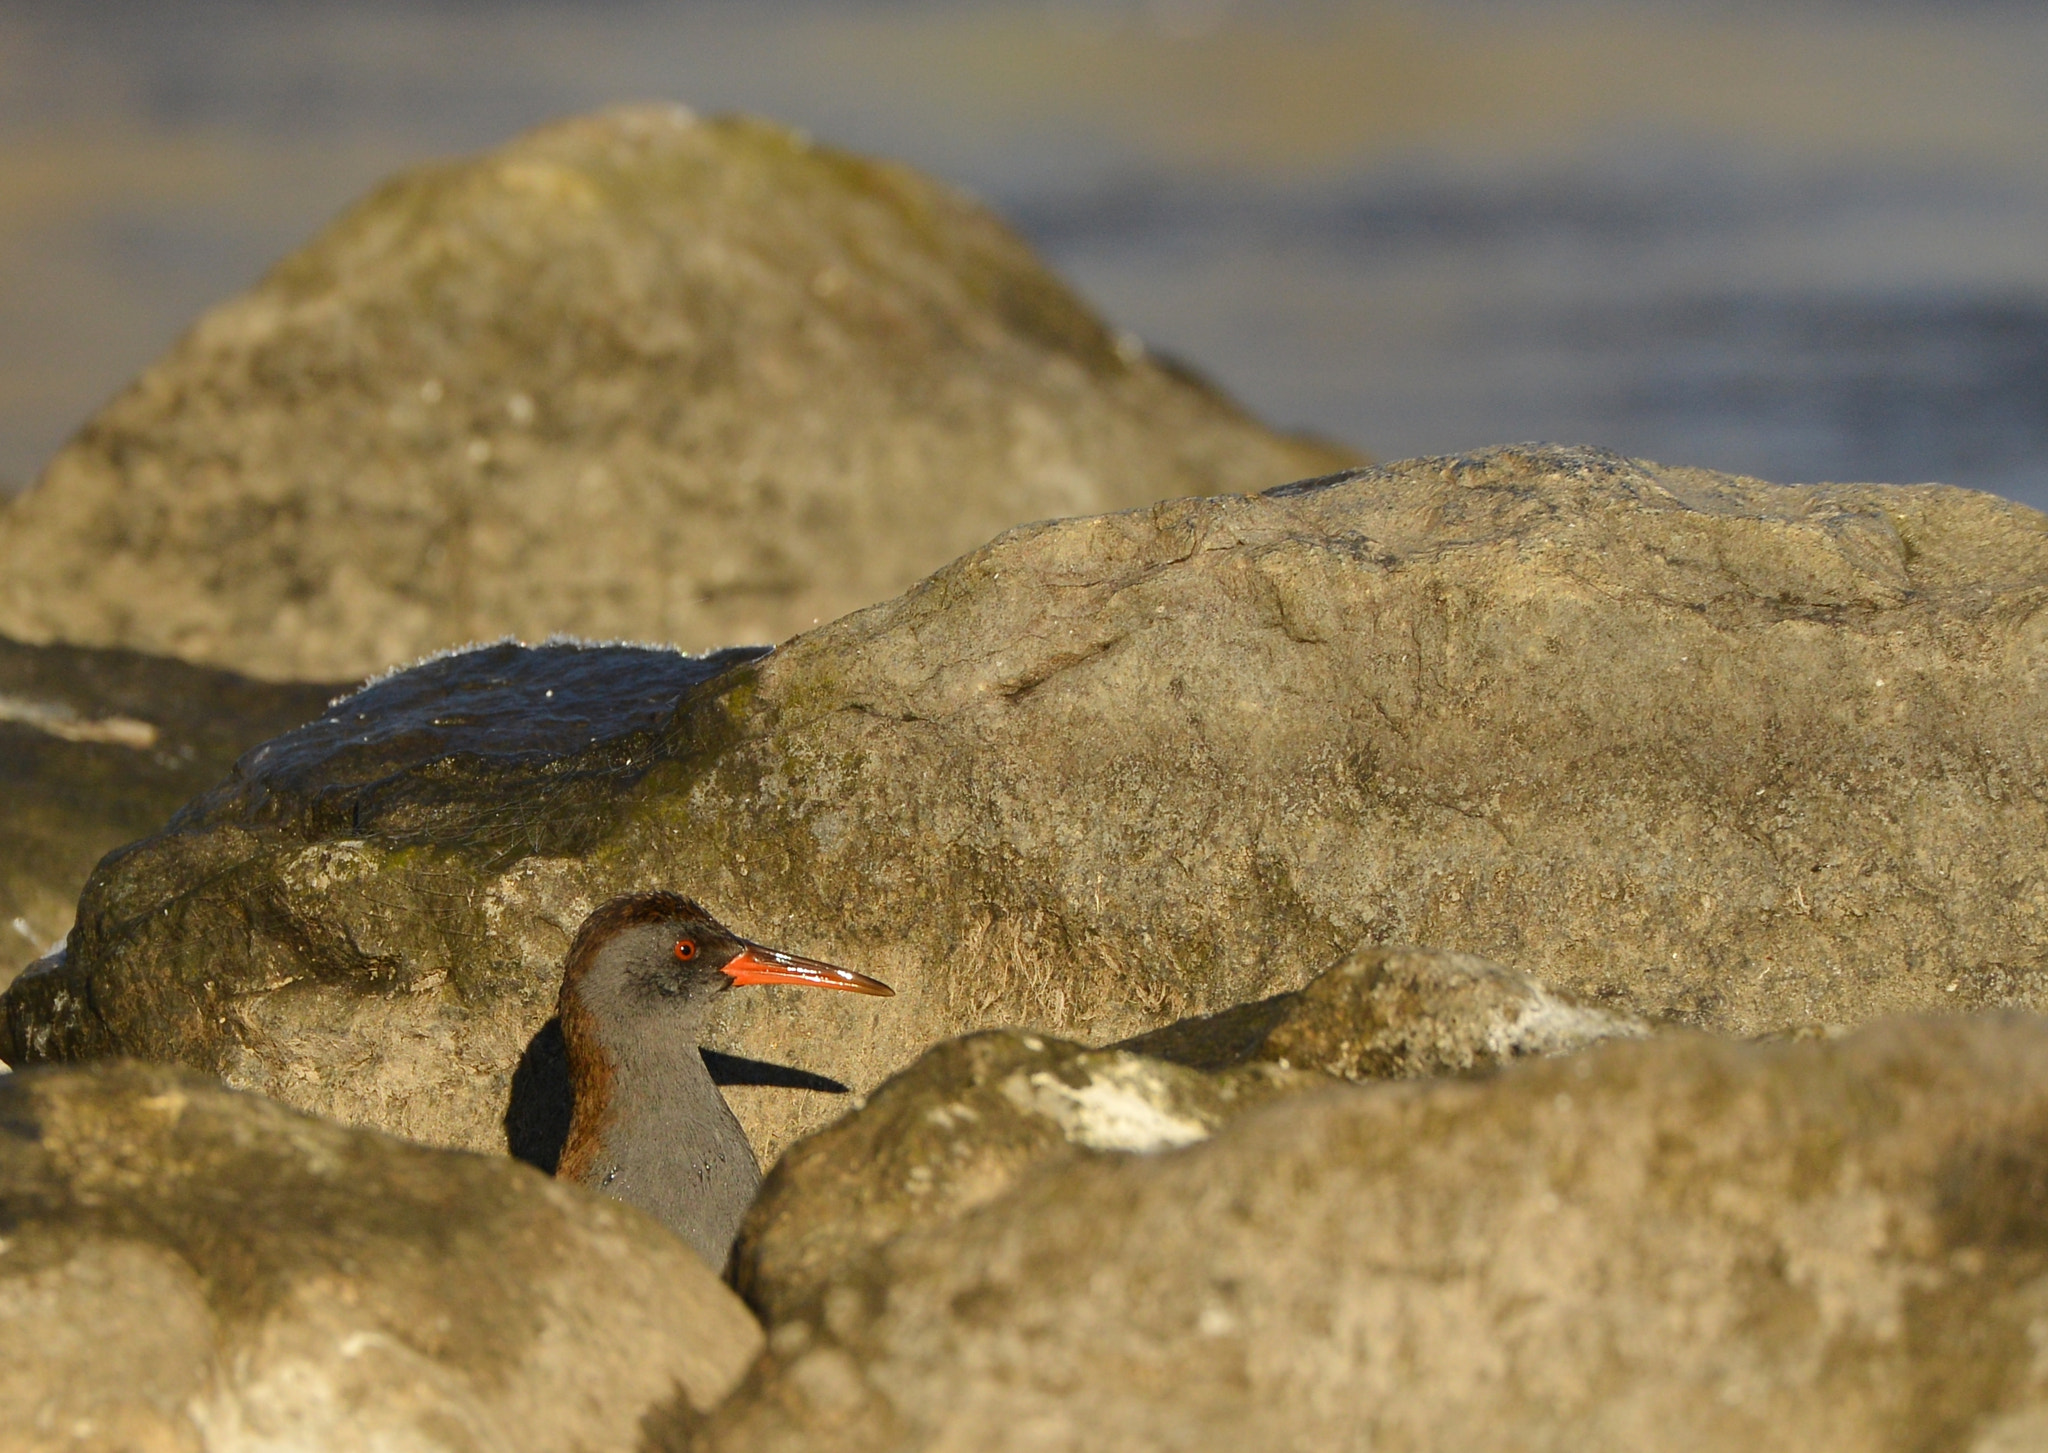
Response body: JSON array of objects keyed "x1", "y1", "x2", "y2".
[
  {"x1": 730, "y1": 1028, "x2": 1331, "y2": 1325},
  {"x1": 10, "y1": 444, "x2": 2048, "y2": 1175},
  {"x1": 732, "y1": 942, "x2": 1643, "y2": 1325},
  {"x1": 0, "y1": 105, "x2": 1353, "y2": 681},
  {"x1": 700, "y1": 1015, "x2": 2048, "y2": 1453},
  {"x1": 1117, "y1": 941, "x2": 1649, "y2": 1080}
]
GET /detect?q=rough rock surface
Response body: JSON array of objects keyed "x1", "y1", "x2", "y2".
[
  {"x1": 5, "y1": 639, "x2": 775, "y2": 1152},
  {"x1": 0, "y1": 635, "x2": 336, "y2": 991},
  {"x1": 1119, "y1": 942, "x2": 1649, "y2": 1078},
  {"x1": 731, "y1": 1030, "x2": 1327, "y2": 1324},
  {"x1": 0, "y1": 105, "x2": 1352, "y2": 680},
  {"x1": 0, "y1": 1060, "x2": 762, "y2": 1452},
  {"x1": 695, "y1": 1015, "x2": 2048, "y2": 1453},
  {"x1": 736, "y1": 945, "x2": 1639, "y2": 1324},
  {"x1": 13, "y1": 445, "x2": 2048, "y2": 1167}
]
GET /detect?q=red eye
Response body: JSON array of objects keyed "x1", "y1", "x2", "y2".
[{"x1": 674, "y1": 940, "x2": 697, "y2": 962}]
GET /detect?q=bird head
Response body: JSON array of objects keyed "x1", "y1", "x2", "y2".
[{"x1": 558, "y1": 891, "x2": 892, "y2": 1046}]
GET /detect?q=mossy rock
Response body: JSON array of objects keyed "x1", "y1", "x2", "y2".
[
  {"x1": 698, "y1": 1015, "x2": 2048, "y2": 1453},
  {"x1": 10, "y1": 445, "x2": 2048, "y2": 1174}
]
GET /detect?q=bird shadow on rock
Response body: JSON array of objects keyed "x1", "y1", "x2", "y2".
[{"x1": 505, "y1": 1017, "x2": 851, "y2": 1175}]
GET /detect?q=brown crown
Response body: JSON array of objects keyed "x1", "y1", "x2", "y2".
[{"x1": 559, "y1": 890, "x2": 715, "y2": 998}]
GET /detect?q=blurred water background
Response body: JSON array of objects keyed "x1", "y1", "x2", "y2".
[{"x1": 2, "y1": 0, "x2": 2045, "y2": 506}]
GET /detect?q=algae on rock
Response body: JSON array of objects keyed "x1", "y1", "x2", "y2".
[{"x1": 12, "y1": 445, "x2": 2048, "y2": 1172}]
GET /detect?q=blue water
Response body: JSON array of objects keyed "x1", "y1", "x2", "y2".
[{"x1": 3, "y1": 0, "x2": 2045, "y2": 508}]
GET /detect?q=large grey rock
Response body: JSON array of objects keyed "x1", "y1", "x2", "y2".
[
  {"x1": 0, "y1": 1060, "x2": 762, "y2": 1452},
  {"x1": 731, "y1": 1030, "x2": 1327, "y2": 1324},
  {"x1": 736, "y1": 944, "x2": 1641, "y2": 1324},
  {"x1": 696, "y1": 1014, "x2": 2048, "y2": 1453},
  {"x1": 0, "y1": 635, "x2": 336, "y2": 991},
  {"x1": 11, "y1": 445, "x2": 2048, "y2": 1169},
  {"x1": 0, "y1": 105, "x2": 1353, "y2": 681}
]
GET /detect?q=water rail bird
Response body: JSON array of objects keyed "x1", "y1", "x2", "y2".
[{"x1": 555, "y1": 890, "x2": 893, "y2": 1267}]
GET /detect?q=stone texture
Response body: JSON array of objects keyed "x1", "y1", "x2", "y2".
[
  {"x1": 0, "y1": 635, "x2": 336, "y2": 992},
  {"x1": 11, "y1": 445, "x2": 2048, "y2": 1169},
  {"x1": 731, "y1": 1030, "x2": 1327, "y2": 1324},
  {"x1": 4, "y1": 639, "x2": 772, "y2": 1152},
  {"x1": 1118, "y1": 941, "x2": 1649, "y2": 1078},
  {"x1": 735, "y1": 945, "x2": 1638, "y2": 1325},
  {"x1": 0, "y1": 105, "x2": 1353, "y2": 681},
  {"x1": 0, "y1": 1059, "x2": 762, "y2": 1452},
  {"x1": 694, "y1": 1014, "x2": 2048, "y2": 1453}
]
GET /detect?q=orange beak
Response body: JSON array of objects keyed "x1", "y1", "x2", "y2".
[{"x1": 720, "y1": 944, "x2": 894, "y2": 996}]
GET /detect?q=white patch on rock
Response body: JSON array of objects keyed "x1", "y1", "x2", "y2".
[
  {"x1": 923, "y1": 1103, "x2": 979, "y2": 1130},
  {"x1": 1488, "y1": 984, "x2": 1650, "y2": 1060},
  {"x1": 1003, "y1": 1059, "x2": 1213, "y2": 1153}
]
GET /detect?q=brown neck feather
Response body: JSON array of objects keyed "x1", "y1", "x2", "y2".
[
  {"x1": 554, "y1": 890, "x2": 711, "y2": 1184},
  {"x1": 556, "y1": 980, "x2": 616, "y2": 1184}
]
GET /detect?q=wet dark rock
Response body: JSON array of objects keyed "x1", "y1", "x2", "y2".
[
  {"x1": 11, "y1": 445, "x2": 2048, "y2": 1171},
  {"x1": 697, "y1": 1015, "x2": 2048, "y2": 1453},
  {"x1": 4, "y1": 640, "x2": 770, "y2": 1153},
  {"x1": 0, "y1": 106, "x2": 1354, "y2": 681},
  {"x1": 0, "y1": 1060, "x2": 761, "y2": 1450},
  {"x1": 0, "y1": 635, "x2": 336, "y2": 992},
  {"x1": 206, "y1": 638, "x2": 771, "y2": 849}
]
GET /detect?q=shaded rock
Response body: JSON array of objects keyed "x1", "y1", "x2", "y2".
[
  {"x1": 0, "y1": 1060, "x2": 762, "y2": 1451},
  {"x1": 1118, "y1": 942, "x2": 1649, "y2": 1078},
  {"x1": 731, "y1": 1030, "x2": 1326, "y2": 1324},
  {"x1": 0, "y1": 105, "x2": 1353, "y2": 681},
  {"x1": 7, "y1": 639, "x2": 771, "y2": 1153},
  {"x1": 0, "y1": 635, "x2": 337, "y2": 991},
  {"x1": 696, "y1": 1014, "x2": 2048, "y2": 1453},
  {"x1": 14, "y1": 445, "x2": 2048, "y2": 1167}
]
